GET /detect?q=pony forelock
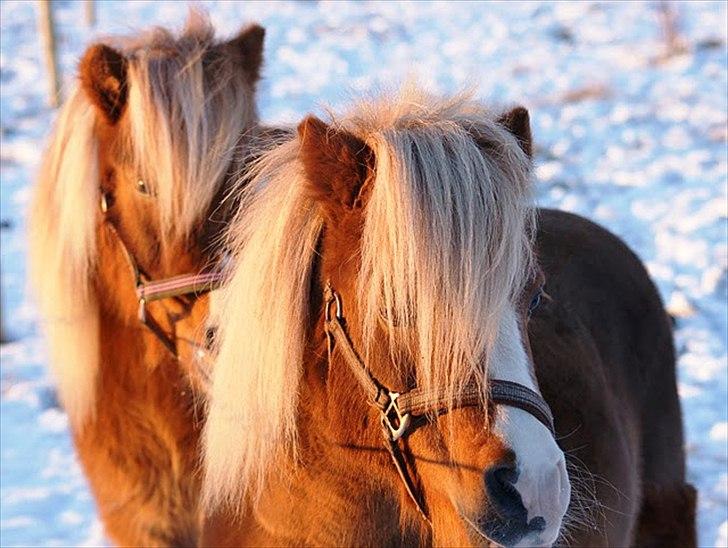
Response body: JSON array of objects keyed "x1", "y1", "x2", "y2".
[
  {"x1": 354, "y1": 89, "x2": 535, "y2": 406},
  {"x1": 203, "y1": 86, "x2": 535, "y2": 508},
  {"x1": 124, "y1": 10, "x2": 258, "y2": 242}
]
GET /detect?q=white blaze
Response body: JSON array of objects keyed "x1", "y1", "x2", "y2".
[{"x1": 489, "y1": 307, "x2": 570, "y2": 547}]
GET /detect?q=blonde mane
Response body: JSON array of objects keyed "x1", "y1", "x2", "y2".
[
  {"x1": 204, "y1": 86, "x2": 535, "y2": 507},
  {"x1": 28, "y1": 11, "x2": 258, "y2": 428}
]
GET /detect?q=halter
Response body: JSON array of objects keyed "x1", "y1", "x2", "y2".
[
  {"x1": 101, "y1": 193, "x2": 225, "y2": 358},
  {"x1": 323, "y1": 283, "x2": 554, "y2": 526}
]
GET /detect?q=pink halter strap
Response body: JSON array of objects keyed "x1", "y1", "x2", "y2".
[{"x1": 136, "y1": 271, "x2": 225, "y2": 303}]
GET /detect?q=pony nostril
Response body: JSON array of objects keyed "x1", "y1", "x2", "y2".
[
  {"x1": 485, "y1": 464, "x2": 521, "y2": 517},
  {"x1": 481, "y1": 464, "x2": 546, "y2": 546}
]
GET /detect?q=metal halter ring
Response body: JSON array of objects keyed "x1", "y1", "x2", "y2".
[
  {"x1": 382, "y1": 391, "x2": 411, "y2": 441},
  {"x1": 324, "y1": 286, "x2": 343, "y2": 323},
  {"x1": 137, "y1": 297, "x2": 148, "y2": 323}
]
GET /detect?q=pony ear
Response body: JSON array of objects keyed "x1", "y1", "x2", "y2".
[
  {"x1": 497, "y1": 106, "x2": 532, "y2": 158},
  {"x1": 79, "y1": 44, "x2": 128, "y2": 125},
  {"x1": 298, "y1": 115, "x2": 374, "y2": 211},
  {"x1": 228, "y1": 24, "x2": 266, "y2": 83}
]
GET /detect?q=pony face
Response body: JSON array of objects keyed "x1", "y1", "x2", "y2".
[
  {"x1": 79, "y1": 21, "x2": 264, "y2": 372},
  {"x1": 93, "y1": 116, "x2": 213, "y2": 369},
  {"x1": 297, "y1": 106, "x2": 569, "y2": 546},
  {"x1": 29, "y1": 13, "x2": 265, "y2": 423}
]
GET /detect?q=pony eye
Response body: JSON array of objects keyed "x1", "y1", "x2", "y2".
[
  {"x1": 136, "y1": 179, "x2": 150, "y2": 195},
  {"x1": 204, "y1": 327, "x2": 217, "y2": 350},
  {"x1": 528, "y1": 287, "x2": 543, "y2": 315}
]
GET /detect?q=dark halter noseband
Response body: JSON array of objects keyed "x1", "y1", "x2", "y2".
[
  {"x1": 100, "y1": 191, "x2": 224, "y2": 358},
  {"x1": 322, "y1": 283, "x2": 555, "y2": 526}
]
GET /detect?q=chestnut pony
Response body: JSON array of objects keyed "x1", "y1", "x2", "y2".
[
  {"x1": 29, "y1": 14, "x2": 266, "y2": 546},
  {"x1": 202, "y1": 88, "x2": 694, "y2": 546}
]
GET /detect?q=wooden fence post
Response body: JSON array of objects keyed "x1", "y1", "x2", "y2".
[
  {"x1": 85, "y1": 0, "x2": 95, "y2": 28},
  {"x1": 0, "y1": 284, "x2": 8, "y2": 344},
  {"x1": 37, "y1": 0, "x2": 61, "y2": 108},
  {"x1": 0, "y1": 286, "x2": 7, "y2": 344},
  {"x1": 657, "y1": 0, "x2": 688, "y2": 59}
]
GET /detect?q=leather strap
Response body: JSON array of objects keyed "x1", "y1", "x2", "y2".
[
  {"x1": 383, "y1": 431, "x2": 432, "y2": 527},
  {"x1": 324, "y1": 291, "x2": 391, "y2": 412},
  {"x1": 489, "y1": 379, "x2": 554, "y2": 435},
  {"x1": 396, "y1": 380, "x2": 554, "y2": 435}
]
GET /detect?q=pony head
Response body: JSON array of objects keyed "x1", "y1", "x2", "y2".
[
  {"x1": 205, "y1": 88, "x2": 570, "y2": 546},
  {"x1": 29, "y1": 11, "x2": 265, "y2": 426}
]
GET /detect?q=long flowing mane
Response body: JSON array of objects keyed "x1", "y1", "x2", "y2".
[
  {"x1": 204, "y1": 86, "x2": 536, "y2": 507},
  {"x1": 28, "y1": 12, "x2": 257, "y2": 427}
]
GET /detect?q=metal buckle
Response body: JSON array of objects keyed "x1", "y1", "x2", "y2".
[
  {"x1": 138, "y1": 296, "x2": 148, "y2": 323},
  {"x1": 324, "y1": 285, "x2": 342, "y2": 323},
  {"x1": 382, "y1": 391, "x2": 411, "y2": 441},
  {"x1": 323, "y1": 285, "x2": 342, "y2": 362}
]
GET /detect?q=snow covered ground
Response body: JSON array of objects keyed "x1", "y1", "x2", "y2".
[{"x1": 1, "y1": 1, "x2": 725, "y2": 545}]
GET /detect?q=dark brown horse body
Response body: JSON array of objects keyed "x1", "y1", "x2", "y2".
[
  {"x1": 203, "y1": 208, "x2": 694, "y2": 547},
  {"x1": 531, "y1": 208, "x2": 695, "y2": 546}
]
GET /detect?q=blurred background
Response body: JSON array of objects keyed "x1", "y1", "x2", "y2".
[{"x1": 0, "y1": 1, "x2": 725, "y2": 545}]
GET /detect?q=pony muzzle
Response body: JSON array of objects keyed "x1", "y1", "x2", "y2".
[{"x1": 486, "y1": 410, "x2": 570, "y2": 547}]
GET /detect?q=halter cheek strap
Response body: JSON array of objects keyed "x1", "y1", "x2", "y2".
[{"x1": 322, "y1": 283, "x2": 555, "y2": 526}]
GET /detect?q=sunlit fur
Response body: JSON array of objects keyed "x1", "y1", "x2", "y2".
[
  {"x1": 204, "y1": 86, "x2": 535, "y2": 508},
  {"x1": 28, "y1": 11, "x2": 258, "y2": 428}
]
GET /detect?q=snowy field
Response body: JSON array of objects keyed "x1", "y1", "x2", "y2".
[{"x1": 1, "y1": 1, "x2": 726, "y2": 545}]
